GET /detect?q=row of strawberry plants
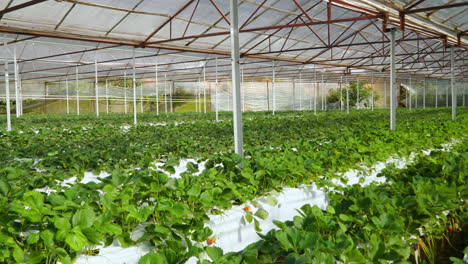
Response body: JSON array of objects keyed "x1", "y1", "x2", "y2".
[
  {"x1": 0, "y1": 108, "x2": 466, "y2": 263},
  {"x1": 206, "y1": 142, "x2": 467, "y2": 264}
]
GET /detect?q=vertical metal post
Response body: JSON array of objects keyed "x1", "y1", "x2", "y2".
[
  {"x1": 435, "y1": 79, "x2": 438, "y2": 108},
  {"x1": 450, "y1": 45, "x2": 456, "y2": 121},
  {"x1": 423, "y1": 78, "x2": 426, "y2": 108},
  {"x1": 155, "y1": 64, "x2": 159, "y2": 115},
  {"x1": 215, "y1": 57, "x2": 219, "y2": 121},
  {"x1": 356, "y1": 77, "x2": 360, "y2": 109},
  {"x1": 132, "y1": 49, "x2": 137, "y2": 125},
  {"x1": 203, "y1": 64, "x2": 207, "y2": 113},
  {"x1": 196, "y1": 77, "x2": 199, "y2": 112},
  {"x1": 321, "y1": 74, "x2": 324, "y2": 110},
  {"x1": 446, "y1": 80, "x2": 449, "y2": 108},
  {"x1": 230, "y1": 0, "x2": 243, "y2": 156},
  {"x1": 18, "y1": 76, "x2": 23, "y2": 116},
  {"x1": 299, "y1": 71, "x2": 302, "y2": 110},
  {"x1": 346, "y1": 74, "x2": 349, "y2": 114},
  {"x1": 314, "y1": 65, "x2": 317, "y2": 115},
  {"x1": 95, "y1": 57, "x2": 99, "y2": 116},
  {"x1": 66, "y1": 79, "x2": 69, "y2": 114},
  {"x1": 340, "y1": 76, "x2": 343, "y2": 110},
  {"x1": 272, "y1": 60, "x2": 276, "y2": 115},
  {"x1": 124, "y1": 72, "x2": 127, "y2": 114},
  {"x1": 170, "y1": 81, "x2": 173, "y2": 112},
  {"x1": 3, "y1": 40, "x2": 11, "y2": 131},
  {"x1": 105, "y1": 79, "x2": 109, "y2": 114},
  {"x1": 13, "y1": 47, "x2": 19, "y2": 118},
  {"x1": 165, "y1": 73, "x2": 168, "y2": 112},
  {"x1": 390, "y1": 29, "x2": 397, "y2": 130},
  {"x1": 371, "y1": 73, "x2": 374, "y2": 111},
  {"x1": 409, "y1": 76, "x2": 412, "y2": 110},
  {"x1": 292, "y1": 78, "x2": 296, "y2": 110},
  {"x1": 76, "y1": 65, "x2": 80, "y2": 115}
]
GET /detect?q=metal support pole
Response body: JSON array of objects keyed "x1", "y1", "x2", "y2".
[
  {"x1": 196, "y1": 77, "x2": 199, "y2": 113},
  {"x1": 390, "y1": 29, "x2": 397, "y2": 130},
  {"x1": 446, "y1": 80, "x2": 449, "y2": 108},
  {"x1": 371, "y1": 73, "x2": 374, "y2": 111},
  {"x1": 66, "y1": 79, "x2": 69, "y2": 114},
  {"x1": 230, "y1": 0, "x2": 243, "y2": 156},
  {"x1": 215, "y1": 57, "x2": 219, "y2": 121},
  {"x1": 18, "y1": 76, "x2": 23, "y2": 116},
  {"x1": 13, "y1": 47, "x2": 19, "y2": 118},
  {"x1": 346, "y1": 74, "x2": 349, "y2": 114},
  {"x1": 272, "y1": 60, "x2": 276, "y2": 115},
  {"x1": 95, "y1": 57, "x2": 99, "y2": 116},
  {"x1": 3, "y1": 40, "x2": 11, "y2": 131},
  {"x1": 204, "y1": 64, "x2": 207, "y2": 113},
  {"x1": 321, "y1": 74, "x2": 324, "y2": 110},
  {"x1": 356, "y1": 77, "x2": 360, "y2": 109},
  {"x1": 76, "y1": 65, "x2": 80, "y2": 115},
  {"x1": 105, "y1": 79, "x2": 109, "y2": 114},
  {"x1": 155, "y1": 63, "x2": 159, "y2": 115},
  {"x1": 124, "y1": 72, "x2": 127, "y2": 114},
  {"x1": 299, "y1": 71, "x2": 302, "y2": 110},
  {"x1": 292, "y1": 78, "x2": 296, "y2": 110},
  {"x1": 340, "y1": 76, "x2": 343, "y2": 110},
  {"x1": 435, "y1": 79, "x2": 438, "y2": 108},
  {"x1": 132, "y1": 49, "x2": 137, "y2": 125},
  {"x1": 165, "y1": 73, "x2": 168, "y2": 112},
  {"x1": 314, "y1": 65, "x2": 317, "y2": 115},
  {"x1": 170, "y1": 81, "x2": 173, "y2": 112},
  {"x1": 450, "y1": 45, "x2": 456, "y2": 120}
]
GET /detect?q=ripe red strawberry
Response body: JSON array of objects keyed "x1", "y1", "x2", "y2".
[
  {"x1": 448, "y1": 226, "x2": 453, "y2": 232},
  {"x1": 207, "y1": 238, "x2": 216, "y2": 245},
  {"x1": 244, "y1": 206, "x2": 250, "y2": 212}
]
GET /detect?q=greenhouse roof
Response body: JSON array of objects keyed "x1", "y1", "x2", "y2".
[{"x1": 0, "y1": 0, "x2": 466, "y2": 82}]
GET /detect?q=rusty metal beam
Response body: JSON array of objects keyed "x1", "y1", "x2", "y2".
[{"x1": 403, "y1": 2, "x2": 468, "y2": 14}]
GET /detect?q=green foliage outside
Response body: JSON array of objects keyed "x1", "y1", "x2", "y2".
[{"x1": 327, "y1": 80, "x2": 379, "y2": 108}]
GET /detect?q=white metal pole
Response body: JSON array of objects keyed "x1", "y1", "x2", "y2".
[
  {"x1": 66, "y1": 79, "x2": 69, "y2": 114},
  {"x1": 299, "y1": 71, "x2": 302, "y2": 111},
  {"x1": 155, "y1": 64, "x2": 159, "y2": 115},
  {"x1": 95, "y1": 57, "x2": 99, "y2": 117},
  {"x1": 340, "y1": 75, "x2": 343, "y2": 110},
  {"x1": 132, "y1": 49, "x2": 137, "y2": 125},
  {"x1": 196, "y1": 77, "x2": 199, "y2": 113},
  {"x1": 446, "y1": 80, "x2": 449, "y2": 108},
  {"x1": 451, "y1": 45, "x2": 456, "y2": 121},
  {"x1": 346, "y1": 74, "x2": 349, "y2": 114},
  {"x1": 409, "y1": 76, "x2": 412, "y2": 110},
  {"x1": 272, "y1": 60, "x2": 276, "y2": 115},
  {"x1": 13, "y1": 47, "x2": 19, "y2": 118},
  {"x1": 76, "y1": 65, "x2": 80, "y2": 115},
  {"x1": 321, "y1": 74, "x2": 324, "y2": 110},
  {"x1": 18, "y1": 75, "x2": 23, "y2": 116},
  {"x1": 230, "y1": 0, "x2": 243, "y2": 156},
  {"x1": 435, "y1": 79, "x2": 438, "y2": 108},
  {"x1": 170, "y1": 81, "x2": 173, "y2": 112},
  {"x1": 105, "y1": 79, "x2": 109, "y2": 114},
  {"x1": 215, "y1": 58, "x2": 219, "y2": 121},
  {"x1": 124, "y1": 72, "x2": 127, "y2": 114},
  {"x1": 165, "y1": 73, "x2": 168, "y2": 113},
  {"x1": 314, "y1": 65, "x2": 317, "y2": 115},
  {"x1": 390, "y1": 29, "x2": 397, "y2": 130},
  {"x1": 356, "y1": 77, "x2": 360, "y2": 110},
  {"x1": 204, "y1": 64, "x2": 207, "y2": 113},
  {"x1": 371, "y1": 73, "x2": 374, "y2": 111},
  {"x1": 3, "y1": 41, "x2": 11, "y2": 131}
]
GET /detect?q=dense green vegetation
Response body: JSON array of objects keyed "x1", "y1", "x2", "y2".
[
  {"x1": 211, "y1": 143, "x2": 467, "y2": 263},
  {"x1": 0, "y1": 108, "x2": 466, "y2": 263}
]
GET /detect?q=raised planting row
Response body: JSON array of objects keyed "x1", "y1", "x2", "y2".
[
  {"x1": 207, "y1": 142, "x2": 467, "y2": 264},
  {"x1": 0, "y1": 108, "x2": 466, "y2": 263}
]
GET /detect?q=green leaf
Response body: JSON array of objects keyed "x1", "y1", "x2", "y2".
[
  {"x1": 40, "y1": 230, "x2": 55, "y2": 249},
  {"x1": 23, "y1": 191, "x2": 44, "y2": 208},
  {"x1": 254, "y1": 218, "x2": 262, "y2": 232},
  {"x1": 26, "y1": 233, "x2": 40, "y2": 245},
  {"x1": 54, "y1": 217, "x2": 71, "y2": 230},
  {"x1": 206, "y1": 246, "x2": 223, "y2": 261},
  {"x1": 138, "y1": 252, "x2": 165, "y2": 264},
  {"x1": 266, "y1": 196, "x2": 278, "y2": 206},
  {"x1": 254, "y1": 209, "x2": 269, "y2": 220},
  {"x1": 326, "y1": 205, "x2": 336, "y2": 215},
  {"x1": 245, "y1": 213, "x2": 253, "y2": 223},
  {"x1": 12, "y1": 246, "x2": 24, "y2": 262},
  {"x1": 100, "y1": 222, "x2": 122, "y2": 235},
  {"x1": 72, "y1": 207, "x2": 96, "y2": 228},
  {"x1": 65, "y1": 228, "x2": 88, "y2": 252},
  {"x1": 0, "y1": 180, "x2": 11, "y2": 196}
]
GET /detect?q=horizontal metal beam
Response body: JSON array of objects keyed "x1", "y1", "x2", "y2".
[
  {"x1": 403, "y1": 2, "x2": 468, "y2": 14},
  {"x1": 0, "y1": 0, "x2": 48, "y2": 16}
]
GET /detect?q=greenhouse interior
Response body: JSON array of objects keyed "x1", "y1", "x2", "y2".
[{"x1": 0, "y1": 0, "x2": 467, "y2": 263}]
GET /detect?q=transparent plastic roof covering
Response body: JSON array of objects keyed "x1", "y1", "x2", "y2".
[{"x1": 0, "y1": 0, "x2": 466, "y2": 82}]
